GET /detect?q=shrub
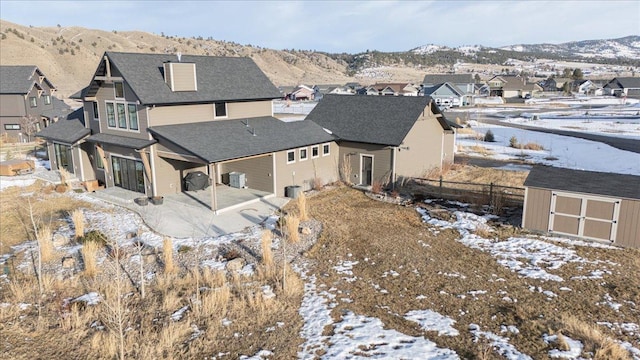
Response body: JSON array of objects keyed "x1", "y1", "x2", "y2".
[
  {"x1": 81, "y1": 241, "x2": 101, "y2": 278},
  {"x1": 70, "y1": 209, "x2": 85, "y2": 240},
  {"x1": 260, "y1": 230, "x2": 273, "y2": 268},
  {"x1": 37, "y1": 226, "x2": 54, "y2": 262},
  {"x1": 509, "y1": 136, "x2": 519, "y2": 148},
  {"x1": 523, "y1": 142, "x2": 544, "y2": 150},
  {"x1": 285, "y1": 214, "x2": 300, "y2": 243},
  {"x1": 78, "y1": 230, "x2": 107, "y2": 247},
  {"x1": 297, "y1": 192, "x2": 308, "y2": 221},
  {"x1": 163, "y1": 237, "x2": 176, "y2": 274},
  {"x1": 312, "y1": 177, "x2": 323, "y2": 191},
  {"x1": 371, "y1": 180, "x2": 383, "y2": 194},
  {"x1": 484, "y1": 130, "x2": 495, "y2": 142}
]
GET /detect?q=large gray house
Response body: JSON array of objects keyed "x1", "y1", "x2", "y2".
[{"x1": 38, "y1": 52, "x2": 456, "y2": 212}]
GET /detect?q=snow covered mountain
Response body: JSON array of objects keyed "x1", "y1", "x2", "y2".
[{"x1": 499, "y1": 36, "x2": 640, "y2": 60}]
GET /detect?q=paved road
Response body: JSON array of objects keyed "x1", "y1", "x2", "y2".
[{"x1": 480, "y1": 118, "x2": 640, "y2": 154}]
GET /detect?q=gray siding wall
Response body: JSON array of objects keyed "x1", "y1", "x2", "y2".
[
  {"x1": 220, "y1": 155, "x2": 274, "y2": 193},
  {"x1": 275, "y1": 142, "x2": 339, "y2": 196},
  {"x1": 0, "y1": 94, "x2": 26, "y2": 117},
  {"x1": 93, "y1": 81, "x2": 149, "y2": 140},
  {"x1": 80, "y1": 142, "x2": 97, "y2": 182},
  {"x1": 100, "y1": 143, "x2": 151, "y2": 196},
  {"x1": 338, "y1": 141, "x2": 392, "y2": 185},
  {"x1": 616, "y1": 199, "x2": 640, "y2": 249},
  {"x1": 523, "y1": 187, "x2": 552, "y2": 232}
]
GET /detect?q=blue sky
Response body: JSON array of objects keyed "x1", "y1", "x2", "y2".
[{"x1": 1, "y1": 1, "x2": 638, "y2": 53}]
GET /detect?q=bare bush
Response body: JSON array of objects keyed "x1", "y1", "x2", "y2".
[
  {"x1": 71, "y1": 209, "x2": 85, "y2": 240},
  {"x1": 81, "y1": 241, "x2": 100, "y2": 278},
  {"x1": 284, "y1": 214, "x2": 300, "y2": 243},
  {"x1": 163, "y1": 237, "x2": 176, "y2": 275},
  {"x1": 261, "y1": 230, "x2": 274, "y2": 268},
  {"x1": 371, "y1": 180, "x2": 383, "y2": 194},
  {"x1": 37, "y1": 226, "x2": 54, "y2": 262},
  {"x1": 297, "y1": 191, "x2": 308, "y2": 221},
  {"x1": 312, "y1": 176, "x2": 324, "y2": 191}
]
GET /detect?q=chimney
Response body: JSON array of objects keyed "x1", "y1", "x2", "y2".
[{"x1": 163, "y1": 60, "x2": 197, "y2": 92}]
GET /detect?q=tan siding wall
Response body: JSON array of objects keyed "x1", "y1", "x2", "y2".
[
  {"x1": 443, "y1": 131, "x2": 455, "y2": 164},
  {"x1": 395, "y1": 113, "x2": 447, "y2": 178},
  {"x1": 0, "y1": 94, "x2": 26, "y2": 116},
  {"x1": 583, "y1": 220, "x2": 612, "y2": 240},
  {"x1": 226, "y1": 101, "x2": 272, "y2": 119},
  {"x1": 616, "y1": 199, "x2": 640, "y2": 248},
  {"x1": 338, "y1": 141, "x2": 392, "y2": 185},
  {"x1": 148, "y1": 104, "x2": 214, "y2": 126},
  {"x1": 585, "y1": 200, "x2": 615, "y2": 219},
  {"x1": 220, "y1": 155, "x2": 274, "y2": 193},
  {"x1": 523, "y1": 187, "x2": 551, "y2": 231},
  {"x1": 99, "y1": 144, "x2": 153, "y2": 195},
  {"x1": 274, "y1": 142, "x2": 339, "y2": 196},
  {"x1": 152, "y1": 153, "x2": 206, "y2": 196},
  {"x1": 554, "y1": 215, "x2": 580, "y2": 235}
]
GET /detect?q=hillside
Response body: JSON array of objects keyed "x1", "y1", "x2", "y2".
[{"x1": 1, "y1": 20, "x2": 638, "y2": 97}]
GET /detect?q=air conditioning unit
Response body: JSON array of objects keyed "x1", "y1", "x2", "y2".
[{"x1": 229, "y1": 172, "x2": 246, "y2": 188}]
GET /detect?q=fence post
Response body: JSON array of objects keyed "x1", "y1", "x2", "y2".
[
  {"x1": 439, "y1": 176, "x2": 443, "y2": 197},
  {"x1": 489, "y1": 182, "x2": 494, "y2": 207}
]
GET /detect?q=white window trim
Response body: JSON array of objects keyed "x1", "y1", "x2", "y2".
[
  {"x1": 299, "y1": 147, "x2": 308, "y2": 161},
  {"x1": 214, "y1": 102, "x2": 228, "y2": 119},
  {"x1": 322, "y1": 142, "x2": 331, "y2": 156},
  {"x1": 286, "y1": 150, "x2": 296, "y2": 164},
  {"x1": 104, "y1": 100, "x2": 140, "y2": 133},
  {"x1": 311, "y1": 145, "x2": 319, "y2": 159}
]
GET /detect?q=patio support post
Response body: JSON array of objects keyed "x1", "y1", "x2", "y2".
[{"x1": 209, "y1": 163, "x2": 218, "y2": 213}]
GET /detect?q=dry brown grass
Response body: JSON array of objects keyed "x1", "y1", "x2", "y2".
[
  {"x1": 297, "y1": 191, "x2": 309, "y2": 221},
  {"x1": 70, "y1": 209, "x2": 85, "y2": 240},
  {"x1": 469, "y1": 144, "x2": 494, "y2": 156},
  {"x1": 371, "y1": 180, "x2": 383, "y2": 194},
  {"x1": 312, "y1": 176, "x2": 324, "y2": 191},
  {"x1": 59, "y1": 168, "x2": 71, "y2": 186},
  {"x1": 522, "y1": 142, "x2": 544, "y2": 150},
  {"x1": 261, "y1": 230, "x2": 274, "y2": 268},
  {"x1": 560, "y1": 315, "x2": 631, "y2": 359},
  {"x1": 285, "y1": 214, "x2": 300, "y2": 243},
  {"x1": 456, "y1": 127, "x2": 478, "y2": 135},
  {"x1": 162, "y1": 237, "x2": 176, "y2": 275},
  {"x1": 37, "y1": 226, "x2": 54, "y2": 262},
  {"x1": 81, "y1": 241, "x2": 100, "y2": 278}
]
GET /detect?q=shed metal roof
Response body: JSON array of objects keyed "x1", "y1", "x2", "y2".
[{"x1": 524, "y1": 166, "x2": 640, "y2": 200}]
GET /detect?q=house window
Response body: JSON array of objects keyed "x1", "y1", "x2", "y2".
[
  {"x1": 116, "y1": 103, "x2": 127, "y2": 128},
  {"x1": 95, "y1": 145, "x2": 104, "y2": 169},
  {"x1": 114, "y1": 82, "x2": 125, "y2": 99},
  {"x1": 128, "y1": 104, "x2": 138, "y2": 130},
  {"x1": 322, "y1": 143, "x2": 330, "y2": 156},
  {"x1": 299, "y1": 147, "x2": 308, "y2": 161},
  {"x1": 214, "y1": 102, "x2": 227, "y2": 118},
  {"x1": 4, "y1": 124, "x2": 20, "y2": 130},
  {"x1": 106, "y1": 102, "x2": 116, "y2": 127},
  {"x1": 92, "y1": 102, "x2": 99, "y2": 121},
  {"x1": 286, "y1": 150, "x2": 295, "y2": 164},
  {"x1": 43, "y1": 95, "x2": 52, "y2": 105},
  {"x1": 311, "y1": 145, "x2": 319, "y2": 158},
  {"x1": 29, "y1": 96, "x2": 37, "y2": 107}
]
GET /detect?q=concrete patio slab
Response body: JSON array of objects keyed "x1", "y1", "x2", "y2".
[{"x1": 89, "y1": 187, "x2": 290, "y2": 238}]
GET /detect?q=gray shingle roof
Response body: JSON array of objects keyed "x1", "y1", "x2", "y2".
[
  {"x1": 36, "y1": 108, "x2": 90, "y2": 144},
  {"x1": 40, "y1": 97, "x2": 74, "y2": 120},
  {"x1": 422, "y1": 82, "x2": 465, "y2": 97},
  {"x1": 524, "y1": 166, "x2": 640, "y2": 200},
  {"x1": 102, "y1": 52, "x2": 282, "y2": 105},
  {"x1": 613, "y1": 77, "x2": 640, "y2": 89},
  {"x1": 86, "y1": 133, "x2": 156, "y2": 150},
  {"x1": 0, "y1": 65, "x2": 37, "y2": 94},
  {"x1": 149, "y1": 117, "x2": 335, "y2": 163},
  {"x1": 423, "y1": 74, "x2": 473, "y2": 85},
  {"x1": 305, "y1": 94, "x2": 451, "y2": 146}
]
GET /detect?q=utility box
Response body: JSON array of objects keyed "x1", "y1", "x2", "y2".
[
  {"x1": 229, "y1": 172, "x2": 246, "y2": 188},
  {"x1": 285, "y1": 185, "x2": 301, "y2": 199}
]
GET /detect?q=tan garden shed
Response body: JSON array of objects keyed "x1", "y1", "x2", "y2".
[{"x1": 523, "y1": 167, "x2": 640, "y2": 248}]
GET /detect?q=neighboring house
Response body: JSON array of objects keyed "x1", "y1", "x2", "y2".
[
  {"x1": 538, "y1": 77, "x2": 557, "y2": 92},
  {"x1": 421, "y1": 82, "x2": 466, "y2": 108},
  {"x1": 356, "y1": 86, "x2": 380, "y2": 96},
  {"x1": 370, "y1": 83, "x2": 420, "y2": 96},
  {"x1": 603, "y1": 77, "x2": 640, "y2": 97},
  {"x1": 287, "y1": 85, "x2": 315, "y2": 100},
  {"x1": 0, "y1": 65, "x2": 71, "y2": 140},
  {"x1": 306, "y1": 94, "x2": 456, "y2": 186},
  {"x1": 38, "y1": 52, "x2": 339, "y2": 212},
  {"x1": 487, "y1": 75, "x2": 541, "y2": 98},
  {"x1": 570, "y1": 79, "x2": 595, "y2": 95},
  {"x1": 423, "y1": 74, "x2": 475, "y2": 104},
  {"x1": 523, "y1": 166, "x2": 640, "y2": 249}
]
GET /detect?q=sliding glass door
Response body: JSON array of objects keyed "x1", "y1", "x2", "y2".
[
  {"x1": 111, "y1": 156, "x2": 145, "y2": 193},
  {"x1": 54, "y1": 143, "x2": 73, "y2": 174}
]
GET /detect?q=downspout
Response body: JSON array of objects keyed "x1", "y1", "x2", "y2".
[{"x1": 391, "y1": 147, "x2": 397, "y2": 190}]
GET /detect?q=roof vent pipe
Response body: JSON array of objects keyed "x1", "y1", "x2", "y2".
[{"x1": 177, "y1": 52, "x2": 182, "y2": 62}]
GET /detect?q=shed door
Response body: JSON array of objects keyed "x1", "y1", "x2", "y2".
[{"x1": 549, "y1": 192, "x2": 620, "y2": 241}]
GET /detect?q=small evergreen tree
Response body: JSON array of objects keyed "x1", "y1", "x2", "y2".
[{"x1": 484, "y1": 130, "x2": 495, "y2": 142}]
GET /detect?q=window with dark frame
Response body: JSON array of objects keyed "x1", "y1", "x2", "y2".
[
  {"x1": 4, "y1": 124, "x2": 20, "y2": 130},
  {"x1": 311, "y1": 145, "x2": 319, "y2": 158},
  {"x1": 214, "y1": 102, "x2": 227, "y2": 118},
  {"x1": 29, "y1": 96, "x2": 37, "y2": 107},
  {"x1": 322, "y1": 143, "x2": 330, "y2": 156},
  {"x1": 95, "y1": 146, "x2": 104, "y2": 169},
  {"x1": 92, "y1": 102, "x2": 99, "y2": 120},
  {"x1": 287, "y1": 150, "x2": 295, "y2": 163},
  {"x1": 299, "y1": 147, "x2": 308, "y2": 161},
  {"x1": 116, "y1": 103, "x2": 127, "y2": 128},
  {"x1": 114, "y1": 82, "x2": 125, "y2": 98},
  {"x1": 43, "y1": 95, "x2": 52, "y2": 105}
]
